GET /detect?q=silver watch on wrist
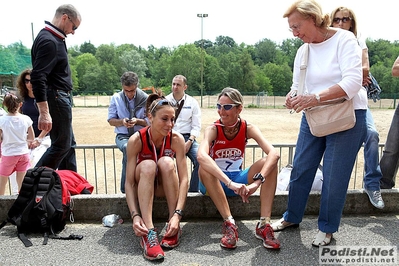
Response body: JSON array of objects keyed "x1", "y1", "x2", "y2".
[{"x1": 315, "y1": 93, "x2": 321, "y2": 103}]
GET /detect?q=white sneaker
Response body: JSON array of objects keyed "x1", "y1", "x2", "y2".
[{"x1": 364, "y1": 188, "x2": 385, "y2": 209}]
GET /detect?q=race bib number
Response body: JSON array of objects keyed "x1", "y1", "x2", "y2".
[{"x1": 215, "y1": 158, "x2": 243, "y2": 172}]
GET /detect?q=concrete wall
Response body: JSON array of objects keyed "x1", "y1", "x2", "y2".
[{"x1": 1, "y1": 189, "x2": 398, "y2": 223}]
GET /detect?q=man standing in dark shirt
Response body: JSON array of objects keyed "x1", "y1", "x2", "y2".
[{"x1": 30, "y1": 4, "x2": 81, "y2": 171}]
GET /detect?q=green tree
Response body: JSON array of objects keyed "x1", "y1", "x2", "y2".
[
  {"x1": 253, "y1": 38, "x2": 278, "y2": 66},
  {"x1": 73, "y1": 53, "x2": 99, "y2": 93},
  {"x1": 204, "y1": 54, "x2": 227, "y2": 94},
  {"x1": 119, "y1": 49, "x2": 148, "y2": 78},
  {"x1": 0, "y1": 46, "x2": 18, "y2": 73},
  {"x1": 168, "y1": 44, "x2": 201, "y2": 94},
  {"x1": 279, "y1": 38, "x2": 303, "y2": 69},
  {"x1": 80, "y1": 41, "x2": 97, "y2": 55},
  {"x1": 238, "y1": 50, "x2": 256, "y2": 93},
  {"x1": 262, "y1": 63, "x2": 293, "y2": 96},
  {"x1": 95, "y1": 44, "x2": 117, "y2": 66}
]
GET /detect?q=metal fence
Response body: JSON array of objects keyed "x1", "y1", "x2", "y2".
[
  {"x1": 6, "y1": 143, "x2": 390, "y2": 195},
  {"x1": 72, "y1": 94, "x2": 399, "y2": 109}
]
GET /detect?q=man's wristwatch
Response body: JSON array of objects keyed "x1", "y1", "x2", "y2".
[
  {"x1": 174, "y1": 209, "x2": 184, "y2": 217},
  {"x1": 253, "y1": 173, "x2": 265, "y2": 183}
]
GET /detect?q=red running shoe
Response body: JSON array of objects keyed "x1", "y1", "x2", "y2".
[
  {"x1": 220, "y1": 220, "x2": 238, "y2": 249},
  {"x1": 255, "y1": 222, "x2": 281, "y2": 249},
  {"x1": 140, "y1": 229, "x2": 164, "y2": 260},
  {"x1": 160, "y1": 225, "x2": 182, "y2": 249}
]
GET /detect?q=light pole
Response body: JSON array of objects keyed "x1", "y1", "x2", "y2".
[{"x1": 197, "y1": 13, "x2": 208, "y2": 108}]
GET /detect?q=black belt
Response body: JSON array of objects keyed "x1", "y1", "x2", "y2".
[
  {"x1": 47, "y1": 89, "x2": 70, "y2": 95},
  {"x1": 56, "y1": 90, "x2": 70, "y2": 95}
]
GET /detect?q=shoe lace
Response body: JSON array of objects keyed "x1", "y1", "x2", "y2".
[
  {"x1": 264, "y1": 225, "x2": 276, "y2": 240},
  {"x1": 147, "y1": 230, "x2": 158, "y2": 248},
  {"x1": 371, "y1": 190, "x2": 383, "y2": 201},
  {"x1": 223, "y1": 222, "x2": 238, "y2": 240}
]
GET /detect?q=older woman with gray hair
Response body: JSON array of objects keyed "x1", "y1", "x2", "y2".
[{"x1": 271, "y1": 0, "x2": 367, "y2": 247}]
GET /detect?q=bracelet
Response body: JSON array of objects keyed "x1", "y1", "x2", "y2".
[
  {"x1": 132, "y1": 213, "x2": 141, "y2": 219},
  {"x1": 188, "y1": 138, "x2": 194, "y2": 142},
  {"x1": 34, "y1": 138, "x2": 43, "y2": 144},
  {"x1": 227, "y1": 180, "x2": 232, "y2": 188}
]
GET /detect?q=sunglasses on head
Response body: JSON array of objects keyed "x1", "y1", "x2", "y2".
[
  {"x1": 332, "y1": 17, "x2": 351, "y2": 24},
  {"x1": 150, "y1": 99, "x2": 174, "y2": 114},
  {"x1": 216, "y1": 103, "x2": 239, "y2": 111}
]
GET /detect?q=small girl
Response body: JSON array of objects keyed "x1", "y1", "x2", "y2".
[{"x1": 0, "y1": 93, "x2": 35, "y2": 195}]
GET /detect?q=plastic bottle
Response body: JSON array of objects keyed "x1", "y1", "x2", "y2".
[{"x1": 102, "y1": 214, "x2": 124, "y2": 227}]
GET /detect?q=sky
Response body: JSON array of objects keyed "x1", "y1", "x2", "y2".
[{"x1": 1, "y1": 0, "x2": 397, "y2": 49}]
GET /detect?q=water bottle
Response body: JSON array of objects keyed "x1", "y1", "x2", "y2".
[{"x1": 102, "y1": 214, "x2": 123, "y2": 227}]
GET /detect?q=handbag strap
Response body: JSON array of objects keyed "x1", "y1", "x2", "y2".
[
  {"x1": 298, "y1": 44, "x2": 309, "y2": 96},
  {"x1": 298, "y1": 45, "x2": 346, "y2": 107}
]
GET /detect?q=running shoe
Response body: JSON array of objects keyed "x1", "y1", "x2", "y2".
[
  {"x1": 160, "y1": 224, "x2": 182, "y2": 249},
  {"x1": 220, "y1": 220, "x2": 238, "y2": 249},
  {"x1": 255, "y1": 222, "x2": 280, "y2": 249},
  {"x1": 140, "y1": 229, "x2": 164, "y2": 260}
]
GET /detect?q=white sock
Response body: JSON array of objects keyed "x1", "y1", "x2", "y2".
[
  {"x1": 224, "y1": 216, "x2": 235, "y2": 225},
  {"x1": 260, "y1": 217, "x2": 270, "y2": 226}
]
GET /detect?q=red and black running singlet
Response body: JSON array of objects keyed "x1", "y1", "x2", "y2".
[
  {"x1": 209, "y1": 119, "x2": 247, "y2": 172},
  {"x1": 137, "y1": 126, "x2": 175, "y2": 164}
]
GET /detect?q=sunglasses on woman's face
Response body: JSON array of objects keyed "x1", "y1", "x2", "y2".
[
  {"x1": 216, "y1": 103, "x2": 239, "y2": 111},
  {"x1": 24, "y1": 78, "x2": 31, "y2": 84},
  {"x1": 332, "y1": 17, "x2": 351, "y2": 24}
]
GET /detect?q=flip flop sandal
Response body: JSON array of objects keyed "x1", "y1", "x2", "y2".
[
  {"x1": 271, "y1": 217, "x2": 299, "y2": 232},
  {"x1": 312, "y1": 230, "x2": 332, "y2": 247}
]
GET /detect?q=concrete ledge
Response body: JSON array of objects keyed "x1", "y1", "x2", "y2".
[{"x1": 1, "y1": 189, "x2": 398, "y2": 222}]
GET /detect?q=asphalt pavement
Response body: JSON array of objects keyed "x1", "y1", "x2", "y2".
[{"x1": 1, "y1": 214, "x2": 398, "y2": 266}]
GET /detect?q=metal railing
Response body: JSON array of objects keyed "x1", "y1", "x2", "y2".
[
  {"x1": 72, "y1": 94, "x2": 398, "y2": 109},
  {"x1": 5, "y1": 143, "x2": 390, "y2": 195}
]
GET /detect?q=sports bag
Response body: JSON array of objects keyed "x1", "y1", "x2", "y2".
[{"x1": 0, "y1": 166, "x2": 82, "y2": 247}]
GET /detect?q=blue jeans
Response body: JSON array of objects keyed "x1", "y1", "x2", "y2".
[
  {"x1": 182, "y1": 134, "x2": 200, "y2": 192},
  {"x1": 35, "y1": 90, "x2": 76, "y2": 171},
  {"x1": 283, "y1": 110, "x2": 366, "y2": 233},
  {"x1": 363, "y1": 108, "x2": 382, "y2": 191},
  {"x1": 116, "y1": 134, "x2": 129, "y2": 193},
  {"x1": 380, "y1": 104, "x2": 399, "y2": 188}
]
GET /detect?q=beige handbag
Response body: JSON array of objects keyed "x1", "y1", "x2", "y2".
[{"x1": 298, "y1": 44, "x2": 356, "y2": 137}]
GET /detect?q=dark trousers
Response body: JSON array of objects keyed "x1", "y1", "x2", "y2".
[{"x1": 35, "y1": 90, "x2": 77, "y2": 171}]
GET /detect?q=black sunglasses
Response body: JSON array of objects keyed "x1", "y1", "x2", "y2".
[
  {"x1": 332, "y1": 17, "x2": 351, "y2": 24},
  {"x1": 65, "y1": 14, "x2": 78, "y2": 31},
  {"x1": 216, "y1": 103, "x2": 239, "y2": 111},
  {"x1": 24, "y1": 78, "x2": 31, "y2": 84}
]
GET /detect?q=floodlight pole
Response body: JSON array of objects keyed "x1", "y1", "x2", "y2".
[{"x1": 197, "y1": 13, "x2": 208, "y2": 108}]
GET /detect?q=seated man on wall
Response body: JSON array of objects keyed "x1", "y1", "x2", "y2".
[{"x1": 107, "y1": 71, "x2": 148, "y2": 193}]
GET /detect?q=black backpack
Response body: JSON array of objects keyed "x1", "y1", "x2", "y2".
[{"x1": 0, "y1": 166, "x2": 82, "y2": 247}]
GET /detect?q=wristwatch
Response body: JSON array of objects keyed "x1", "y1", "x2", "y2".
[
  {"x1": 174, "y1": 209, "x2": 184, "y2": 217},
  {"x1": 253, "y1": 173, "x2": 265, "y2": 183},
  {"x1": 315, "y1": 93, "x2": 321, "y2": 103}
]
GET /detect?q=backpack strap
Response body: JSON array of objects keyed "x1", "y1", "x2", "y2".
[
  {"x1": 0, "y1": 220, "x2": 7, "y2": 230},
  {"x1": 18, "y1": 233, "x2": 33, "y2": 247},
  {"x1": 50, "y1": 234, "x2": 83, "y2": 240}
]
